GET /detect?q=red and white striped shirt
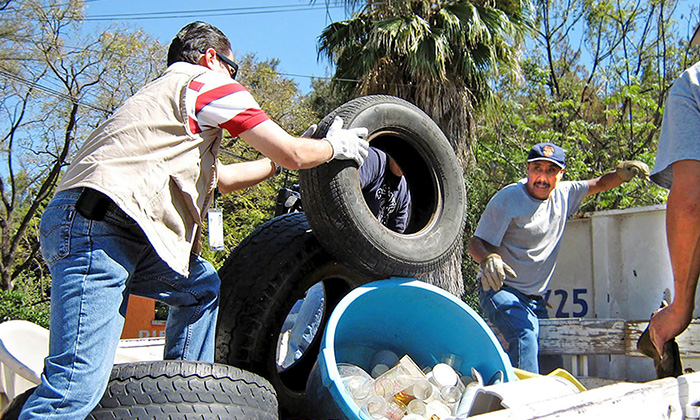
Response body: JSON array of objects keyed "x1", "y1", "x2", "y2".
[{"x1": 185, "y1": 71, "x2": 269, "y2": 137}]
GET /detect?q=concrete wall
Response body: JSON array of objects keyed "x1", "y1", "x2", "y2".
[{"x1": 551, "y1": 205, "x2": 700, "y2": 382}]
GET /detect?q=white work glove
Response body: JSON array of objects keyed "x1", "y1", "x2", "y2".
[
  {"x1": 616, "y1": 160, "x2": 650, "y2": 182},
  {"x1": 324, "y1": 116, "x2": 369, "y2": 166},
  {"x1": 480, "y1": 253, "x2": 517, "y2": 291}
]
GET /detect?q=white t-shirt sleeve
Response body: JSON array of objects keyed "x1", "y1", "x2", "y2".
[
  {"x1": 474, "y1": 188, "x2": 512, "y2": 248},
  {"x1": 185, "y1": 71, "x2": 269, "y2": 137}
]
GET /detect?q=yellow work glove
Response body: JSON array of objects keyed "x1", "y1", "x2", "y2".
[
  {"x1": 616, "y1": 160, "x2": 649, "y2": 182},
  {"x1": 480, "y1": 253, "x2": 517, "y2": 291}
]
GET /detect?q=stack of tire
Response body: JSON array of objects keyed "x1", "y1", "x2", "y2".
[
  {"x1": 0, "y1": 96, "x2": 465, "y2": 420},
  {"x1": 215, "y1": 96, "x2": 466, "y2": 419}
]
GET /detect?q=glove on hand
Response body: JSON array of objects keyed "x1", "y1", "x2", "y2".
[
  {"x1": 324, "y1": 116, "x2": 369, "y2": 166},
  {"x1": 616, "y1": 160, "x2": 650, "y2": 182},
  {"x1": 480, "y1": 253, "x2": 517, "y2": 291}
]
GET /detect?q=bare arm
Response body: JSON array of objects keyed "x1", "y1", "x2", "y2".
[
  {"x1": 217, "y1": 158, "x2": 277, "y2": 195},
  {"x1": 467, "y1": 236, "x2": 492, "y2": 265},
  {"x1": 650, "y1": 159, "x2": 700, "y2": 354},
  {"x1": 585, "y1": 170, "x2": 624, "y2": 196},
  {"x1": 238, "y1": 120, "x2": 333, "y2": 170}
]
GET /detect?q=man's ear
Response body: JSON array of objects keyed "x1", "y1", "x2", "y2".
[{"x1": 197, "y1": 48, "x2": 216, "y2": 69}]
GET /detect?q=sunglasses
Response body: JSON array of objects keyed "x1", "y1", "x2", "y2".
[{"x1": 215, "y1": 52, "x2": 239, "y2": 80}]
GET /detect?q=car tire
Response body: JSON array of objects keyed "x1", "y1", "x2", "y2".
[
  {"x1": 215, "y1": 212, "x2": 372, "y2": 419},
  {"x1": 299, "y1": 95, "x2": 466, "y2": 278},
  {"x1": 1, "y1": 361, "x2": 277, "y2": 420}
]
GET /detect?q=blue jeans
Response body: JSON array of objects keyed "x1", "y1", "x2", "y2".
[
  {"x1": 20, "y1": 188, "x2": 220, "y2": 419},
  {"x1": 479, "y1": 285, "x2": 559, "y2": 374}
]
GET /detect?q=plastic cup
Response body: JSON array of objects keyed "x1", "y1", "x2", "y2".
[
  {"x1": 370, "y1": 349, "x2": 399, "y2": 369},
  {"x1": 410, "y1": 379, "x2": 434, "y2": 401},
  {"x1": 407, "y1": 399, "x2": 427, "y2": 416},
  {"x1": 362, "y1": 394, "x2": 387, "y2": 419},
  {"x1": 371, "y1": 363, "x2": 390, "y2": 378},
  {"x1": 373, "y1": 377, "x2": 396, "y2": 398},
  {"x1": 428, "y1": 363, "x2": 458, "y2": 388},
  {"x1": 439, "y1": 385, "x2": 461, "y2": 404},
  {"x1": 343, "y1": 375, "x2": 372, "y2": 401}
]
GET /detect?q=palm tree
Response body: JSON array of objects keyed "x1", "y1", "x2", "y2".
[
  {"x1": 319, "y1": 0, "x2": 531, "y2": 165},
  {"x1": 317, "y1": 0, "x2": 532, "y2": 296}
]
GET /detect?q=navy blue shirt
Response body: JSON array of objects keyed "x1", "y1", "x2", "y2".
[{"x1": 359, "y1": 148, "x2": 411, "y2": 233}]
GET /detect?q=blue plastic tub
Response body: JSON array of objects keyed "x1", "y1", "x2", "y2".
[{"x1": 306, "y1": 277, "x2": 515, "y2": 420}]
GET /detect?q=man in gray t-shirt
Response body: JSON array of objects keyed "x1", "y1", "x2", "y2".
[
  {"x1": 647, "y1": 25, "x2": 700, "y2": 360},
  {"x1": 468, "y1": 142, "x2": 648, "y2": 373}
]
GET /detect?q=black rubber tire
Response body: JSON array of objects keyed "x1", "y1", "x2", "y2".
[
  {"x1": 0, "y1": 386, "x2": 33, "y2": 419},
  {"x1": 215, "y1": 212, "x2": 373, "y2": 419},
  {"x1": 1, "y1": 361, "x2": 278, "y2": 420},
  {"x1": 299, "y1": 95, "x2": 466, "y2": 277}
]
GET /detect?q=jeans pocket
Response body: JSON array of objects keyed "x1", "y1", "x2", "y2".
[{"x1": 39, "y1": 203, "x2": 74, "y2": 264}]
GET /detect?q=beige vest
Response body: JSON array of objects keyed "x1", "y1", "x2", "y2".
[{"x1": 57, "y1": 62, "x2": 220, "y2": 276}]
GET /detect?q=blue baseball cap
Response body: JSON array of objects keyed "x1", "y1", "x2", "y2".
[{"x1": 527, "y1": 143, "x2": 566, "y2": 168}]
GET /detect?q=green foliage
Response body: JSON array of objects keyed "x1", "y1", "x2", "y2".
[
  {"x1": 0, "y1": 280, "x2": 50, "y2": 328},
  {"x1": 465, "y1": 0, "x2": 698, "y2": 304},
  {"x1": 304, "y1": 77, "x2": 350, "y2": 120},
  {"x1": 319, "y1": 0, "x2": 532, "y2": 163},
  {"x1": 0, "y1": 290, "x2": 49, "y2": 327}
]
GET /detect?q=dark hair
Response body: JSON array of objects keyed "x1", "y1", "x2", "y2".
[{"x1": 167, "y1": 21, "x2": 231, "y2": 66}]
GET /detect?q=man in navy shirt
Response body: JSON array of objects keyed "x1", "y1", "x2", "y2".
[{"x1": 359, "y1": 147, "x2": 411, "y2": 233}]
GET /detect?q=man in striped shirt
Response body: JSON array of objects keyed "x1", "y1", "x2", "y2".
[{"x1": 20, "y1": 21, "x2": 368, "y2": 419}]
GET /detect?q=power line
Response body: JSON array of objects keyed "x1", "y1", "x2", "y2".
[
  {"x1": 81, "y1": 3, "x2": 346, "y2": 21},
  {"x1": 0, "y1": 69, "x2": 111, "y2": 113}
]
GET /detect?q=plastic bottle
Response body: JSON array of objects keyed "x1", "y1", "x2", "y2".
[{"x1": 455, "y1": 367, "x2": 484, "y2": 416}]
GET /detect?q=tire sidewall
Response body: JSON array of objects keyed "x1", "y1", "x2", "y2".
[{"x1": 301, "y1": 95, "x2": 466, "y2": 277}]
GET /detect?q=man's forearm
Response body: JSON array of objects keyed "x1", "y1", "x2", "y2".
[
  {"x1": 467, "y1": 236, "x2": 490, "y2": 265},
  {"x1": 217, "y1": 158, "x2": 276, "y2": 194},
  {"x1": 586, "y1": 170, "x2": 624, "y2": 196},
  {"x1": 665, "y1": 160, "x2": 700, "y2": 313}
]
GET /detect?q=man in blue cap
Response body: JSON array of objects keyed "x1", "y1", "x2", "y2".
[{"x1": 467, "y1": 143, "x2": 648, "y2": 373}]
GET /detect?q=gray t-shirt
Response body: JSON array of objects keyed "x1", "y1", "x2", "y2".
[
  {"x1": 474, "y1": 179, "x2": 589, "y2": 295},
  {"x1": 651, "y1": 60, "x2": 700, "y2": 189}
]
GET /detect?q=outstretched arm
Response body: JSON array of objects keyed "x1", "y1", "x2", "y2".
[
  {"x1": 585, "y1": 160, "x2": 649, "y2": 196},
  {"x1": 585, "y1": 170, "x2": 624, "y2": 196},
  {"x1": 650, "y1": 159, "x2": 700, "y2": 355}
]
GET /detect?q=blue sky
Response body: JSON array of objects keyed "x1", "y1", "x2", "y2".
[
  {"x1": 81, "y1": 0, "x2": 698, "y2": 94},
  {"x1": 81, "y1": 0, "x2": 350, "y2": 93}
]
